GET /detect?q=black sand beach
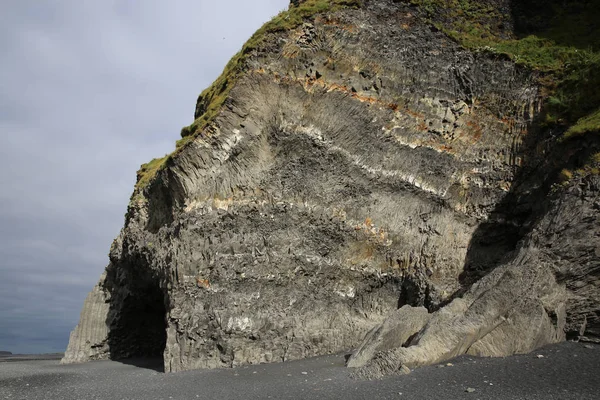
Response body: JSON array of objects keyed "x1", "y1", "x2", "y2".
[{"x1": 1, "y1": 342, "x2": 598, "y2": 400}]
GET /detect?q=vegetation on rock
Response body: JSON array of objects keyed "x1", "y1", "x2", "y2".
[
  {"x1": 66, "y1": 0, "x2": 600, "y2": 373},
  {"x1": 135, "y1": 156, "x2": 168, "y2": 191},
  {"x1": 180, "y1": 0, "x2": 362, "y2": 141},
  {"x1": 408, "y1": 0, "x2": 600, "y2": 139},
  {"x1": 135, "y1": 0, "x2": 362, "y2": 191},
  {"x1": 136, "y1": 0, "x2": 599, "y2": 191},
  {"x1": 564, "y1": 108, "x2": 600, "y2": 140}
]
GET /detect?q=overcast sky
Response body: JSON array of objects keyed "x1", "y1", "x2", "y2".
[{"x1": 0, "y1": 0, "x2": 289, "y2": 354}]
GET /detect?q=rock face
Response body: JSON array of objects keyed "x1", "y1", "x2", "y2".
[
  {"x1": 352, "y1": 170, "x2": 600, "y2": 378},
  {"x1": 346, "y1": 305, "x2": 431, "y2": 368},
  {"x1": 63, "y1": 0, "x2": 600, "y2": 374}
]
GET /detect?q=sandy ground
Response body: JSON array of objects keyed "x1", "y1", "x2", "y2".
[{"x1": 1, "y1": 342, "x2": 598, "y2": 400}]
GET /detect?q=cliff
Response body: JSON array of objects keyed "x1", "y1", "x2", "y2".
[{"x1": 63, "y1": 0, "x2": 600, "y2": 375}]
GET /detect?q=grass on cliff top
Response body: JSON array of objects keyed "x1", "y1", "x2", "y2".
[
  {"x1": 564, "y1": 108, "x2": 600, "y2": 140},
  {"x1": 180, "y1": 0, "x2": 360, "y2": 141},
  {"x1": 135, "y1": 0, "x2": 361, "y2": 191},
  {"x1": 136, "y1": 156, "x2": 168, "y2": 190},
  {"x1": 136, "y1": 0, "x2": 599, "y2": 192},
  {"x1": 409, "y1": 0, "x2": 600, "y2": 138},
  {"x1": 180, "y1": 0, "x2": 362, "y2": 143}
]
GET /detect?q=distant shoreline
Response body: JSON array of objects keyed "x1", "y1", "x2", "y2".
[{"x1": 0, "y1": 353, "x2": 63, "y2": 362}]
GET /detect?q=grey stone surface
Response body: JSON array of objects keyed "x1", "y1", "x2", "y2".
[
  {"x1": 4, "y1": 342, "x2": 600, "y2": 400},
  {"x1": 61, "y1": 274, "x2": 110, "y2": 364},
  {"x1": 63, "y1": 0, "x2": 600, "y2": 374},
  {"x1": 346, "y1": 305, "x2": 430, "y2": 368},
  {"x1": 352, "y1": 171, "x2": 600, "y2": 379}
]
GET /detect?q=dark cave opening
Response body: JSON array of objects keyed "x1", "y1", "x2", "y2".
[{"x1": 107, "y1": 270, "x2": 167, "y2": 368}]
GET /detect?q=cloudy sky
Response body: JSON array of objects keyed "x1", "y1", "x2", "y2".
[{"x1": 0, "y1": 0, "x2": 289, "y2": 354}]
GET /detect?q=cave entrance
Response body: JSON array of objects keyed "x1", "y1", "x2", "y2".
[{"x1": 108, "y1": 269, "x2": 167, "y2": 371}]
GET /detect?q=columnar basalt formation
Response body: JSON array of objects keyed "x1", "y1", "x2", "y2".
[{"x1": 64, "y1": 0, "x2": 600, "y2": 374}]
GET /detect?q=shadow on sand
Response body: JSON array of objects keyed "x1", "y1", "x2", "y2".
[{"x1": 111, "y1": 357, "x2": 165, "y2": 373}]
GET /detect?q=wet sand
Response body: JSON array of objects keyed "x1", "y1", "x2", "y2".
[{"x1": 1, "y1": 342, "x2": 598, "y2": 400}]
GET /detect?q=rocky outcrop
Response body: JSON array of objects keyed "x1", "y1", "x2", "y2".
[
  {"x1": 61, "y1": 274, "x2": 111, "y2": 364},
  {"x1": 63, "y1": 0, "x2": 599, "y2": 374},
  {"x1": 352, "y1": 170, "x2": 600, "y2": 378},
  {"x1": 346, "y1": 305, "x2": 431, "y2": 368}
]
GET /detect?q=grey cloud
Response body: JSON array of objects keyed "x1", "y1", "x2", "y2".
[{"x1": 0, "y1": 0, "x2": 289, "y2": 354}]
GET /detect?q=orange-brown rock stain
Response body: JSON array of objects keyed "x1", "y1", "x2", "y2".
[
  {"x1": 196, "y1": 277, "x2": 210, "y2": 289},
  {"x1": 317, "y1": 16, "x2": 358, "y2": 33}
]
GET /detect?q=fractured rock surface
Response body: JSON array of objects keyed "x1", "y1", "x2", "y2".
[
  {"x1": 352, "y1": 171, "x2": 600, "y2": 378},
  {"x1": 63, "y1": 0, "x2": 600, "y2": 374}
]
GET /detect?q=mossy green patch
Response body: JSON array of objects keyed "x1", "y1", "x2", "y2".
[
  {"x1": 558, "y1": 168, "x2": 573, "y2": 184},
  {"x1": 136, "y1": 156, "x2": 168, "y2": 190},
  {"x1": 564, "y1": 108, "x2": 600, "y2": 140}
]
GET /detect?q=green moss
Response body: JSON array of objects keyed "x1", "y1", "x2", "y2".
[
  {"x1": 564, "y1": 108, "x2": 600, "y2": 139},
  {"x1": 136, "y1": 156, "x2": 168, "y2": 190},
  {"x1": 558, "y1": 168, "x2": 573, "y2": 184},
  {"x1": 176, "y1": 135, "x2": 193, "y2": 150}
]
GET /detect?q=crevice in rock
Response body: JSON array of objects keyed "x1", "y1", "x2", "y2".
[
  {"x1": 105, "y1": 262, "x2": 167, "y2": 370},
  {"x1": 397, "y1": 275, "x2": 430, "y2": 309}
]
